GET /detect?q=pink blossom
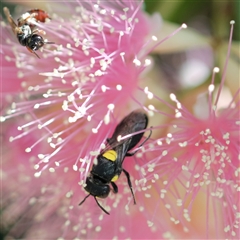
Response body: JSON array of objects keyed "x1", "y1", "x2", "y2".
[
  {"x1": 1, "y1": 1, "x2": 166, "y2": 239},
  {"x1": 138, "y1": 21, "x2": 239, "y2": 239},
  {"x1": 2, "y1": 1, "x2": 232, "y2": 239},
  {"x1": 1, "y1": 0, "x2": 157, "y2": 157},
  {"x1": 1, "y1": 117, "x2": 162, "y2": 239}
]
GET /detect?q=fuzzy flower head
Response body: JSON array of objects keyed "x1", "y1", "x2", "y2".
[
  {"x1": 1, "y1": 0, "x2": 158, "y2": 170},
  {"x1": 0, "y1": 1, "x2": 171, "y2": 239},
  {"x1": 138, "y1": 21, "x2": 240, "y2": 239}
]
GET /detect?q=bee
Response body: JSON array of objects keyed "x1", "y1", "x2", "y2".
[
  {"x1": 79, "y1": 110, "x2": 152, "y2": 215},
  {"x1": 3, "y1": 7, "x2": 54, "y2": 58}
]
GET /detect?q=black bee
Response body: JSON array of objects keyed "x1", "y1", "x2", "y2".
[
  {"x1": 79, "y1": 110, "x2": 152, "y2": 215},
  {"x1": 3, "y1": 7, "x2": 54, "y2": 58}
]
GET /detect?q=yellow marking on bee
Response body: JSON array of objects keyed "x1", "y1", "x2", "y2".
[
  {"x1": 111, "y1": 175, "x2": 119, "y2": 182},
  {"x1": 102, "y1": 150, "x2": 117, "y2": 161}
]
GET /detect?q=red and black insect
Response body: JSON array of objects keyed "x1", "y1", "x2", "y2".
[
  {"x1": 79, "y1": 110, "x2": 152, "y2": 215},
  {"x1": 27, "y1": 9, "x2": 51, "y2": 23},
  {"x1": 17, "y1": 9, "x2": 51, "y2": 27},
  {"x1": 3, "y1": 7, "x2": 54, "y2": 58}
]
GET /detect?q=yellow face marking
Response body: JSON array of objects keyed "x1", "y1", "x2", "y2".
[
  {"x1": 102, "y1": 150, "x2": 117, "y2": 161},
  {"x1": 111, "y1": 175, "x2": 119, "y2": 182}
]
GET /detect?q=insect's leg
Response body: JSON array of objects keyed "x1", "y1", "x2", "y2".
[
  {"x1": 111, "y1": 182, "x2": 118, "y2": 193},
  {"x1": 26, "y1": 46, "x2": 40, "y2": 58},
  {"x1": 126, "y1": 128, "x2": 152, "y2": 156},
  {"x1": 78, "y1": 193, "x2": 91, "y2": 205},
  {"x1": 123, "y1": 169, "x2": 136, "y2": 204},
  {"x1": 32, "y1": 28, "x2": 46, "y2": 35},
  {"x1": 94, "y1": 197, "x2": 110, "y2": 215}
]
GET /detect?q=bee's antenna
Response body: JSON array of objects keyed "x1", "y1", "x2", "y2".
[
  {"x1": 79, "y1": 193, "x2": 91, "y2": 206},
  {"x1": 45, "y1": 41, "x2": 55, "y2": 45},
  {"x1": 94, "y1": 197, "x2": 110, "y2": 215},
  {"x1": 79, "y1": 194, "x2": 110, "y2": 215},
  {"x1": 33, "y1": 51, "x2": 40, "y2": 59}
]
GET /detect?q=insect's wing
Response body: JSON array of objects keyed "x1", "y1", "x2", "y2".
[
  {"x1": 109, "y1": 110, "x2": 148, "y2": 152},
  {"x1": 102, "y1": 110, "x2": 149, "y2": 170},
  {"x1": 116, "y1": 138, "x2": 132, "y2": 165},
  {"x1": 3, "y1": 7, "x2": 19, "y2": 35}
]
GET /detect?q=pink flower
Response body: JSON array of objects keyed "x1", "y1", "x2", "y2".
[
  {"x1": 2, "y1": 0, "x2": 225, "y2": 239},
  {"x1": 1, "y1": 117, "x2": 162, "y2": 239},
  {"x1": 1, "y1": 1, "x2": 168, "y2": 238},
  {"x1": 1, "y1": 0, "x2": 157, "y2": 157},
  {"x1": 138, "y1": 21, "x2": 239, "y2": 239}
]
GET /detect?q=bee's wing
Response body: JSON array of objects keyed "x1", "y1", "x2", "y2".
[
  {"x1": 3, "y1": 7, "x2": 20, "y2": 35},
  {"x1": 109, "y1": 110, "x2": 148, "y2": 152},
  {"x1": 116, "y1": 140, "x2": 132, "y2": 165}
]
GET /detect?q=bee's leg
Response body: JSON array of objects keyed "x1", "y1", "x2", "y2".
[
  {"x1": 111, "y1": 182, "x2": 118, "y2": 193},
  {"x1": 123, "y1": 169, "x2": 136, "y2": 204}
]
